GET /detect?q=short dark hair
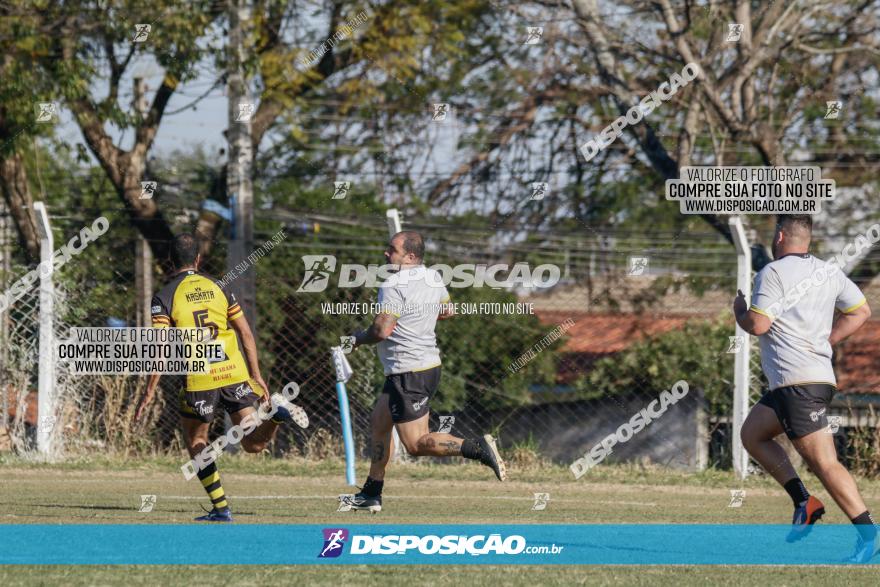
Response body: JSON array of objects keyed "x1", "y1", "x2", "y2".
[
  {"x1": 171, "y1": 233, "x2": 201, "y2": 268},
  {"x1": 396, "y1": 231, "x2": 424, "y2": 261},
  {"x1": 776, "y1": 215, "x2": 813, "y2": 237}
]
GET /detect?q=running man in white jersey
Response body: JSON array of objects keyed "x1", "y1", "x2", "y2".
[
  {"x1": 734, "y1": 215, "x2": 877, "y2": 563},
  {"x1": 343, "y1": 231, "x2": 506, "y2": 513}
]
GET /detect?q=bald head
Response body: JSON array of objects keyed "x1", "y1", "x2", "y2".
[
  {"x1": 394, "y1": 231, "x2": 424, "y2": 261},
  {"x1": 385, "y1": 230, "x2": 425, "y2": 267}
]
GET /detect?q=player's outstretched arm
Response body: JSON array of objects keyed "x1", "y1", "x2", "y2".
[
  {"x1": 230, "y1": 315, "x2": 269, "y2": 400},
  {"x1": 352, "y1": 312, "x2": 397, "y2": 347},
  {"x1": 437, "y1": 300, "x2": 455, "y2": 320},
  {"x1": 134, "y1": 372, "x2": 161, "y2": 423},
  {"x1": 829, "y1": 302, "x2": 871, "y2": 346}
]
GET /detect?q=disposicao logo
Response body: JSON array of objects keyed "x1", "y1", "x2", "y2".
[
  {"x1": 296, "y1": 255, "x2": 560, "y2": 292},
  {"x1": 349, "y1": 534, "x2": 528, "y2": 555},
  {"x1": 319, "y1": 528, "x2": 349, "y2": 558}
]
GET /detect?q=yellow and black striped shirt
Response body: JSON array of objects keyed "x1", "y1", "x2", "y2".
[{"x1": 151, "y1": 270, "x2": 250, "y2": 392}]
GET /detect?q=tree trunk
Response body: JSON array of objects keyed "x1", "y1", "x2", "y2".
[
  {"x1": 119, "y1": 154, "x2": 175, "y2": 273},
  {"x1": 0, "y1": 152, "x2": 40, "y2": 262}
]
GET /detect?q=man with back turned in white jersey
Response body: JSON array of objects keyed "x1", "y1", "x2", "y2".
[{"x1": 734, "y1": 215, "x2": 877, "y2": 563}]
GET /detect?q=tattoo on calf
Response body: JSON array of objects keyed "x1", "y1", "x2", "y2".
[
  {"x1": 440, "y1": 440, "x2": 460, "y2": 455},
  {"x1": 372, "y1": 441, "x2": 385, "y2": 462}
]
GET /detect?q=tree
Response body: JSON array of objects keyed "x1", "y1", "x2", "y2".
[
  {"x1": 49, "y1": 1, "x2": 221, "y2": 272},
  {"x1": 0, "y1": 1, "x2": 70, "y2": 262},
  {"x1": 420, "y1": 1, "x2": 879, "y2": 273},
  {"x1": 571, "y1": 0, "x2": 880, "y2": 269}
]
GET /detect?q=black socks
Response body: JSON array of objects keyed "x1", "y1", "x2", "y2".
[
  {"x1": 362, "y1": 476, "x2": 384, "y2": 497},
  {"x1": 851, "y1": 511, "x2": 878, "y2": 541},
  {"x1": 460, "y1": 438, "x2": 483, "y2": 461},
  {"x1": 783, "y1": 478, "x2": 810, "y2": 507}
]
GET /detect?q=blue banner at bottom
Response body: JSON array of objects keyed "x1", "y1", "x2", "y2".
[{"x1": 0, "y1": 524, "x2": 874, "y2": 565}]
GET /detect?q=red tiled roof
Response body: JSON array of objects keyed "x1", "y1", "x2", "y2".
[
  {"x1": 835, "y1": 319, "x2": 880, "y2": 393},
  {"x1": 535, "y1": 311, "x2": 691, "y2": 354},
  {"x1": 535, "y1": 312, "x2": 880, "y2": 395}
]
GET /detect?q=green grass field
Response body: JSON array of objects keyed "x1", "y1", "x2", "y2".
[{"x1": 1, "y1": 454, "x2": 879, "y2": 585}]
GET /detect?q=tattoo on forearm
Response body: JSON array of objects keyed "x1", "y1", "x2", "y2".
[{"x1": 372, "y1": 441, "x2": 385, "y2": 462}]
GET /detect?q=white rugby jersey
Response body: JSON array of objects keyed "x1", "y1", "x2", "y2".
[
  {"x1": 376, "y1": 265, "x2": 450, "y2": 375},
  {"x1": 750, "y1": 253, "x2": 866, "y2": 390}
]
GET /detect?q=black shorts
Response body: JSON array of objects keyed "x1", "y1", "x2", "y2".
[
  {"x1": 757, "y1": 383, "x2": 836, "y2": 439},
  {"x1": 382, "y1": 366, "x2": 441, "y2": 423},
  {"x1": 180, "y1": 381, "x2": 262, "y2": 423}
]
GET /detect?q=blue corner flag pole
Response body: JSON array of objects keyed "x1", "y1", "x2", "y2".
[
  {"x1": 335, "y1": 381, "x2": 356, "y2": 486},
  {"x1": 331, "y1": 347, "x2": 356, "y2": 486}
]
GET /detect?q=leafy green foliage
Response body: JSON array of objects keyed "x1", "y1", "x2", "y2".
[{"x1": 573, "y1": 317, "x2": 737, "y2": 416}]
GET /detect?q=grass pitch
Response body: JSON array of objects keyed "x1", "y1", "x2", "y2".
[{"x1": 1, "y1": 454, "x2": 879, "y2": 585}]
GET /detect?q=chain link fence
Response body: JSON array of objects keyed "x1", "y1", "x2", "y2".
[{"x1": 2, "y1": 207, "x2": 879, "y2": 475}]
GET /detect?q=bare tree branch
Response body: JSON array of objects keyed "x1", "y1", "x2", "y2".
[{"x1": 55, "y1": 16, "x2": 178, "y2": 271}]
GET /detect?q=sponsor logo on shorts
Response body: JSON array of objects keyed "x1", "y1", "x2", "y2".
[
  {"x1": 232, "y1": 384, "x2": 252, "y2": 400},
  {"x1": 319, "y1": 528, "x2": 349, "y2": 558},
  {"x1": 809, "y1": 407, "x2": 826, "y2": 423},
  {"x1": 412, "y1": 397, "x2": 428, "y2": 412},
  {"x1": 194, "y1": 400, "x2": 214, "y2": 416}
]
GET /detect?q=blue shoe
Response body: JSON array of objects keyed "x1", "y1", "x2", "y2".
[
  {"x1": 194, "y1": 508, "x2": 233, "y2": 522},
  {"x1": 269, "y1": 393, "x2": 309, "y2": 428},
  {"x1": 786, "y1": 496, "x2": 824, "y2": 542},
  {"x1": 845, "y1": 535, "x2": 879, "y2": 564}
]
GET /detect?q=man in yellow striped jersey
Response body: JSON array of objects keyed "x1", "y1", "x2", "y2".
[{"x1": 134, "y1": 233, "x2": 305, "y2": 522}]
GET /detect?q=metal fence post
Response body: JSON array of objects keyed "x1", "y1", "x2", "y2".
[
  {"x1": 33, "y1": 202, "x2": 56, "y2": 457},
  {"x1": 729, "y1": 216, "x2": 751, "y2": 480},
  {"x1": 0, "y1": 204, "x2": 10, "y2": 432}
]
